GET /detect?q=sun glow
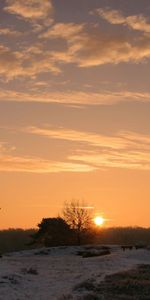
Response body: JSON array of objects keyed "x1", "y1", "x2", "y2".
[{"x1": 94, "y1": 216, "x2": 105, "y2": 226}]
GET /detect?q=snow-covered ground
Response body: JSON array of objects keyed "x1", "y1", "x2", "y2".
[{"x1": 0, "y1": 245, "x2": 150, "y2": 300}]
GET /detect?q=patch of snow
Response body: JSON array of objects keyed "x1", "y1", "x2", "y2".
[{"x1": 0, "y1": 246, "x2": 150, "y2": 299}]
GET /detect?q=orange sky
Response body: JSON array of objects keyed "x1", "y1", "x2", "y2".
[
  {"x1": 0, "y1": 0, "x2": 150, "y2": 228},
  {"x1": 0, "y1": 168, "x2": 150, "y2": 228}
]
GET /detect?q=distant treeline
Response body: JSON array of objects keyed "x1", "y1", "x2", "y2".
[
  {"x1": 0, "y1": 228, "x2": 36, "y2": 253},
  {"x1": 95, "y1": 227, "x2": 150, "y2": 245},
  {"x1": 1, "y1": 227, "x2": 150, "y2": 253}
]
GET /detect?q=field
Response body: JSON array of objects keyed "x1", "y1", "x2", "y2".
[{"x1": 0, "y1": 246, "x2": 150, "y2": 300}]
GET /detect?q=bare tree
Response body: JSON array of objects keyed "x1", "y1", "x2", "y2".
[{"x1": 63, "y1": 199, "x2": 92, "y2": 245}]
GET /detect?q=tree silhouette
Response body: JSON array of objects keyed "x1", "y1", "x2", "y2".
[
  {"x1": 63, "y1": 200, "x2": 92, "y2": 245},
  {"x1": 34, "y1": 217, "x2": 72, "y2": 247}
]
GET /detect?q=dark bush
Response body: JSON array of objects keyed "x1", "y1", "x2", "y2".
[{"x1": 33, "y1": 217, "x2": 73, "y2": 247}]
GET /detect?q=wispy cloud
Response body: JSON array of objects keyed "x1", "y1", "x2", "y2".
[
  {"x1": 25, "y1": 127, "x2": 132, "y2": 149},
  {"x1": 74, "y1": 32, "x2": 150, "y2": 67},
  {"x1": 1, "y1": 129, "x2": 150, "y2": 172},
  {"x1": 96, "y1": 8, "x2": 150, "y2": 33},
  {"x1": 25, "y1": 127, "x2": 150, "y2": 149},
  {"x1": 0, "y1": 3, "x2": 150, "y2": 97},
  {"x1": 0, "y1": 27, "x2": 21, "y2": 36},
  {"x1": 4, "y1": 0, "x2": 54, "y2": 25},
  {"x1": 0, "y1": 156, "x2": 95, "y2": 173},
  {"x1": 41, "y1": 21, "x2": 150, "y2": 68},
  {"x1": 0, "y1": 43, "x2": 60, "y2": 80},
  {"x1": 24, "y1": 127, "x2": 150, "y2": 170},
  {"x1": 69, "y1": 151, "x2": 150, "y2": 171},
  {"x1": 1, "y1": 18, "x2": 150, "y2": 81},
  {"x1": 0, "y1": 142, "x2": 16, "y2": 154},
  {"x1": 0, "y1": 88, "x2": 150, "y2": 105},
  {"x1": 0, "y1": 142, "x2": 94, "y2": 173},
  {"x1": 41, "y1": 22, "x2": 84, "y2": 40},
  {"x1": 0, "y1": 45, "x2": 23, "y2": 79},
  {"x1": 76, "y1": 134, "x2": 150, "y2": 170}
]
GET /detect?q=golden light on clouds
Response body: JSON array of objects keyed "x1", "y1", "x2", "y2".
[{"x1": 4, "y1": 0, "x2": 53, "y2": 21}]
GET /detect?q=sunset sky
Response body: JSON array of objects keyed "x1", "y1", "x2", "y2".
[{"x1": 0, "y1": 0, "x2": 150, "y2": 228}]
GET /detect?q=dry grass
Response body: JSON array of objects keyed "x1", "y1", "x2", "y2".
[{"x1": 73, "y1": 264, "x2": 150, "y2": 300}]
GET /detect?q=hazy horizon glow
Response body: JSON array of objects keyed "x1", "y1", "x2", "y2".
[{"x1": 0, "y1": 0, "x2": 150, "y2": 229}]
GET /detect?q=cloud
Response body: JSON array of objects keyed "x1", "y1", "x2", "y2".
[
  {"x1": 1, "y1": 88, "x2": 150, "y2": 105},
  {"x1": 1, "y1": 21, "x2": 150, "y2": 81},
  {"x1": 0, "y1": 43, "x2": 60, "y2": 80},
  {"x1": 73, "y1": 32, "x2": 150, "y2": 67},
  {"x1": 0, "y1": 142, "x2": 94, "y2": 173},
  {"x1": 0, "y1": 27, "x2": 21, "y2": 36},
  {"x1": 70, "y1": 130, "x2": 150, "y2": 170},
  {"x1": 69, "y1": 151, "x2": 150, "y2": 171},
  {"x1": 96, "y1": 8, "x2": 125, "y2": 25},
  {"x1": 4, "y1": 0, "x2": 53, "y2": 22},
  {"x1": 1, "y1": 129, "x2": 150, "y2": 172},
  {"x1": 1, "y1": 20, "x2": 150, "y2": 81},
  {"x1": 24, "y1": 127, "x2": 150, "y2": 171},
  {"x1": 25, "y1": 127, "x2": 150, "y2": 150},
  {"x1": 31, "y1": 26, "x2": 150, "y2": 69},
  {"x1": 42, "y1": 21, "x2": 150, "y2": 68},
  {"x1": 0, "y1": 45, "x2": 23, "y2": 79},
  {"x1": 0, "y1": 155, "x2": 94, "y2": 173},
  {"x1": 25, "y1": 127, "x2": 132, "y2": 150},
  {"x1": 0, "y1": 142, "x2": 16, "y2": 154},
  {"x1": 41, "y1": 22, "x2": 84, "y2": 40},
  {"x1": 97, "y1": 8, "x2": 150, "y2": 33},
  {"x1": 40, "y1": 22, "x2": 86, "y2": 64}
]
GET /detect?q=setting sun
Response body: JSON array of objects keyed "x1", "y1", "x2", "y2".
[{"x1": 94, "y1": 216, "x2": 105, "y2": 226}]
